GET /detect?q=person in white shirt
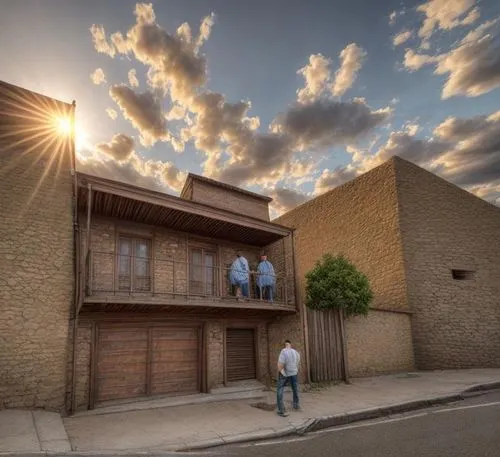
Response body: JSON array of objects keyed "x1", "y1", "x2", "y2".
[{"x1": 276, "y1": 339, "x2": 300, "y2": 417}]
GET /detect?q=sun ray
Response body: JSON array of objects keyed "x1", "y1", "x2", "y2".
[{"x1": 1, "y1": 82, "x2": 75, "y2": 214}]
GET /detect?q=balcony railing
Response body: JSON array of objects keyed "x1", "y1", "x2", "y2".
[{"x1": 85, "y1": 251, "x2": 293, "y2": 305}]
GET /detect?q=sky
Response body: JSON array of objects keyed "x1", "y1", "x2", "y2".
[{"x1": 1, "y1": 0, "x2": 500, "y2": 216}]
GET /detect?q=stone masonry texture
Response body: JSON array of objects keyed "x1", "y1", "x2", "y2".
[
  {"x1": 276, "y1": 159, "x2": 416, "y2": 377},
  {"x1": 0, "y1": 82, "x2": 74, "y2": 411},
  {"x1": 394, "y1": 157, "x2": 500, "y2": 369},
  {"x1": 189, "y1": 179, "x2": 271, "y2": 221}
]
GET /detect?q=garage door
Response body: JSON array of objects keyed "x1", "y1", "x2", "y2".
[
  {"x1": 226, "y1": 328, "x2": 257, "y2": 382},
  {"x1": 96, "y1": 325, "x2": 200, "y2": 404}
]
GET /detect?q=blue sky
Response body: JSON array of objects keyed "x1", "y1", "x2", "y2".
[{"x1": 1, "y1": 0, "x2": 499, "y2": 214}]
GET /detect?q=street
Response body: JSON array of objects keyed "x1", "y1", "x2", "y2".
[
  {"x1": 214, "y1": 390, "x2": 500, "y2": 457},
  {"x1": 10, "y1": 390, "x2": 500, "y2": 457}
]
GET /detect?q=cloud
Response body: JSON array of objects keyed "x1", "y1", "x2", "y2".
[
  {"x1": 195, "y1": 12, "x2": 216, "y2": 50},
  {"x1": 433, "y1": 111, "x2": 500, "y2": 188},
  {"x1": 128, "y1": 69, "x2": 139, "y2": 87},
  {"x1": 90, "y1": 68, "x2": 106, "y2": 85},
  {"x1": 403, "y1": 49, "x2": 439, "y2": 71},
  {"x1": 106, "y1": 108, "x2": 118, "y2": 120},
  {"x1": 331, "y1": 43, "x2": 367, "y2": 97},
  {"x1": 416, "y1": 0, "x2": 479, "y2": 41},
  {"x1": 403, "y1": 21, "x2": 500, "y2": 98},
  {"x1": 393, "y1": 30, "x2": 413, "y2": 46},
  {"x1": 77, "y1": 149, "x2": 186, "y2": 193},
  {"x1": 88, "y1": 5, "x2": 386, "y2": 193},
  {"x1": 277, "y1": 98, "x2": 391, "y2": 151},
  {"x1": 389, "y1": 11, "x2": 398, "y2": 26},
  {"x1": 90, "y1": 24, "x2": 116, "y2": 57},
  {"x1": 320, "y1": 109, "x2": 500, "y2": 208},
  {"x1": 436, "y1": 34, "x2": 500, "y2": 98},
  {"x1": 314, "y1": 166, "x2": 359, "y2": 195},
  {"x1": 96, "y1": 133, "x2": 135, "y2": 161},
  {"x1": 94, "y1": 3, "x2": 213, "y2": 104},
  {"x1": 389, "y1": 8, "x2": 406, "y2": 26},
  {"x1": 296, "y1": 54, "x2": 332, "y2": 104},
  {"x1": 268, "y1": 187, "x2": 311, "y2": 214},
  {"x1": 109, "y1": 84, "x2": 170, "y2": 146}
]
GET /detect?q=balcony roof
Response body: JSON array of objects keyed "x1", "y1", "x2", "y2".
[
  {"x1": 180, "y1": 173, "x2": 273, "y2": 202},
  {"x1": 77, "y1": 173, "x2": 291, "y2": 246}
]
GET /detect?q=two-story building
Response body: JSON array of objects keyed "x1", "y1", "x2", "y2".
[
  {"x1": 0, "y1": 81, "x2": 306, "y2": 414},
  {"x1": 72, "y1": 172, "x2": 301, "y2": 411}
]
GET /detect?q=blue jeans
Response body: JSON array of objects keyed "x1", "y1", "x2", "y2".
[
  {"x1": 276, "y1": 373, "x2": 299, "y2": 414},
  {"x1": 239, "y1": 281, "x2": 249, "y2": 297}
]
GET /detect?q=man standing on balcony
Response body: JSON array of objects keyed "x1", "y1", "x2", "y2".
[
  {"x1": 276, "y1": 339, "x2": 301, "y2": 417},
  {"x1": 230, "y1": 253, "x2": 249, "y2": 298},
  {"x1": 256, "y1": 254, "x2": 276, "y2": 302}
]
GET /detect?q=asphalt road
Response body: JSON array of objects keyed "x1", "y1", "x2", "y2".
[{"x1": 213, "y1": 390, "x2": 500, "y2": 457}]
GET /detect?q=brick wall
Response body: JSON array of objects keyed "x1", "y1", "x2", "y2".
[
  {"x1": 394, "y1": 157, "x2": 500, "y2": 369},
  {"x1": 275, "y1": 159, "x2": 415, "y2": 378},
  {"x1": 0, "y1": 82, "x2": 74, "y2": 411},
  {"x1": 346, "y1": 310, "x2": 414, "y2": 376},
  {"x1": 190, "y1": 179, "x2": 270, "y2": 221}
]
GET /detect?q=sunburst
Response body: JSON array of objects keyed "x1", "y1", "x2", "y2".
[{"x1": 0, "y1": 82, "x2": 77, "y2": 210}]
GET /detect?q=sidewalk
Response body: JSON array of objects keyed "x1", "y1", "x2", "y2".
[{"x1": 1, "y1": 369, "x2": 500, "y2": 454}]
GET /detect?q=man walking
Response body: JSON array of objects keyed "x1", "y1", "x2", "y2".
[{"x1": 276, "y1": 339, "x2": 300, "y2": 417}]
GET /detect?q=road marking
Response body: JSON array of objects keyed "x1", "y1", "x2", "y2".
[
  {"x1": 234, "y1": 399, "x2": 500, "y2": 449},
  {"x1": 434, "y1": 401, "x2": 500, "y2": 414},
  {"x1": 312, "y1": 411, "x2": 431, "y2": 434}
]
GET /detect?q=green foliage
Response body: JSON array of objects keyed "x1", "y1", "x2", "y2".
[{"x1": 305, "y1": 254, "x2": 373, "y2": 316}]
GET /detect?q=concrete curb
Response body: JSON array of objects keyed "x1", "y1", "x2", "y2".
[{"x1": 180, "y1": 380, "x2": 500, "y2": 452}]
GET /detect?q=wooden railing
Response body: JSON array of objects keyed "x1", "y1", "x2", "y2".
[{"x1": 85, "y1": 250, "x2": 293, "y2": 305}]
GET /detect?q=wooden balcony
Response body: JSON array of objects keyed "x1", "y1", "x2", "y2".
[{"x1": 82, "y1": 251, "x2": 296, "y2": 316}]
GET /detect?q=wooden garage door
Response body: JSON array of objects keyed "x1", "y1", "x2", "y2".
[
  {"x1": 151, "y1": 327, "x2": 200, "y2": 395},
  {"x1": 226, "y1": 328, "x2": 256, "y2": 382},
  {"x1": 96, "y1": 327, "x2": 148, "y2": 403},
  {"x1": 96, "y1": 325, "x2": 200, "y2": 404}
]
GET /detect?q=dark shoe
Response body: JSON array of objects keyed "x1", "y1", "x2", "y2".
[
  {"x1": 293, "y1": 405, "x2": 301, "y2": 411},
  {"x1": 277, "y1": 411, "x2": 289, "y2": 417}
]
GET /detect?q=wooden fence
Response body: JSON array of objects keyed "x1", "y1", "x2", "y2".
[{"x1": 307, "y1": 308, "x2": 345, "y2": 382}]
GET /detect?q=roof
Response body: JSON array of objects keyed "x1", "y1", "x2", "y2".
[
  {"x1": 76, "y1": 172, "x2": 291, "y2": 246},
  {"x1": 180, "y1": 173, "x2": 273, "y2": 202}
]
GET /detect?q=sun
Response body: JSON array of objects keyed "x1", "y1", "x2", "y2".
[{"x1": 56, "y1": 116, "x2": 72, "y2": 135}]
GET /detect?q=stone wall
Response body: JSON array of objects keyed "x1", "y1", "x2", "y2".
[
  {"x1": 394, "y1": 157, "x2": 500, "y2": 369},
  {"x1": 190, "y1": 179, "x2": 270, "y2": 221},
  {"x1": 67, "y1": 321, "x2": 92, "y2": 412},
  {"x1": 275, "y1": 159, "x2": 415, "y2": 378},
  {"x1": 0, "y1": 82, "x2": 74, "y2": 411},
  {"x1": 206, "y1": 320, "x2": 224, "y2": 390},
  {"x1": 345, "y1": 310, "x2": 415, "y2": 377}
]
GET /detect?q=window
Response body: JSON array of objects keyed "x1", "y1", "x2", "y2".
[
  {"x1": 451, "y1": 269, "x2": 475, "y2": 281},
  {"x1": 118, "y1": 236, "x2": 152, "y2": 291},
  {"x1": 189, "y1": 248, "x2": 217, "y2": 296}
]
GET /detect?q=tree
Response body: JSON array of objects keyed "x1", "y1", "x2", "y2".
[{"x1": 305, "y1": 254, "x2": 373, "y2": 316}]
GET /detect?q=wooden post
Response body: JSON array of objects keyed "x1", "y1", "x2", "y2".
[
  {"x1": 282, "y1": 237, "x2": 288, "y2": 305},
  {"x1": 339, "y1": 308, "x2": 350, "y2": 384},
  {"x1": 85, "y1": 184, "x2": 92, "y2": 299},
  {"x1": 291, "y1": 230, "x2": 311, "y2": 384}
]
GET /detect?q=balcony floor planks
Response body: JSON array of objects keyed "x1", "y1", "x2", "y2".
[{"x1": 82, "y1": 294, "x2": 296, "y2": 316}]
